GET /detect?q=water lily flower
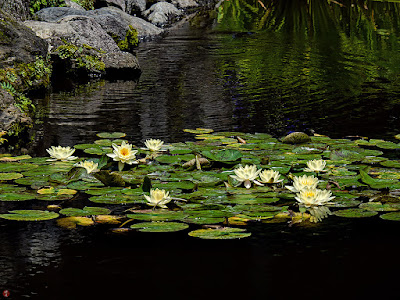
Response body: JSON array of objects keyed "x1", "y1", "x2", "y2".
[
  {"x1": 230, "y1": 164, "x2": 263, "y2": 189},
  {"x1": 259, "y1": 169, "x2": 283, "y2": 184},
  {"x1": 106, "y1": 141, "x2": 138, "y2": 171},
  {"x1": 46, "y1": 146, "x2": 77, "y2": 161},
  {"x1": 144, "y1": 139, "x2": 164, "y2": 151},
  {"x1": 144, "y1": 188, "x2": 172, "y2": 208},
  {"x1": 304, "y1": 159, "x2": 327, "y2": 173},
  {"x1": 285, "y1": 174, "x2": 319, "y2": 193},
  {"x1": 295, "y1": 187, "x2": 335, "y2": 207},
  {"x1": 74, "y1": 160, "x2": 99, "y2": 174}
]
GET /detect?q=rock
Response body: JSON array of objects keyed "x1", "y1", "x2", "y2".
[
  {"x1": 64, "y1": 0, "x2": 86, "y2": 10},
  {"x1": 171, "y1": 0, "x2": 198, "y2": 9},
  {"x1": 90, "y1": 7, "x2": 163, "y2": 40},
  {"x1": 281, "y1": 132, "x2": 312, "y2": 144},
  {"x1": 0, "y1": 90, "x2": 31, "y2": 132},
  {"x1": 0, "y1": 0, "x2": 30, "y2": 21},
  {"x1": 125, "y1": 0, "x2": 146, "y2": 15},
  {"x1": 103, "y1": 51, "x2": 140, "y2": 77},
  {"x1": 35, "y1": 7, "x2": 88, "y2": 22},
  {"x1": 143, "y1": 2, "x2": 182, "y2": 26},
  {"x1": 0, "y1": 9, "x2": 48, "y2": 69},
  {"x1": 95, "y1": 0, "x2": 126, "y2": 11}
]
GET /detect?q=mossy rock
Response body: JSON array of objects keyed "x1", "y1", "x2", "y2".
[{"x1": 281, "y1": 132, "x2": 311, "y2": 144}]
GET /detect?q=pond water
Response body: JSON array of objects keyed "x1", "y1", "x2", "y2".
[{"x1": 2, "y1": 0, "x2": 400, "y2": 298}]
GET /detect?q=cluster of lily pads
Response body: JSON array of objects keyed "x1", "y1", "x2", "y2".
[{"x1": 1, "y1": 129, "x2": 400, "y2": 239}]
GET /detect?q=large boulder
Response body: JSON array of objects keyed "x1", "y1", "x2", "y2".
[
  {"x1": 171, "y1": 0, "x2": 198, "y2": 9},
  {"x1": 143, "y1": 2, "x2": 182, "y2": 26},
  {"x1": 95, "y1": 0, "x2": 126, "y2": 11},
  {"x1": 64, "y1": 0, "x2": 86, "y2": 10},
  {"x1": 125, "y1": 0, "x2": 146, "y2": 15},
  {"x1": 0, "y1": 0, "x2": 30, "y2": 21},
  {"x1": 0, "y1": 9, "x2": 48, "y2": 69},
  {"x1": 0, "y1": 90, "x2": 31, "y2": 132}
]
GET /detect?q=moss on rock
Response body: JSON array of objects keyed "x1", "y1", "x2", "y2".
[{"x1": 281, "y1": 132, "x2": 312, "y2": 144}]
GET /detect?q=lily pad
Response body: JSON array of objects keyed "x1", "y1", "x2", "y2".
[
  {"x1": 0, "y1": 172, "x2": 23, "y2": 181},
  {"x1": 201, "y1": 149, "x2": 242, "y2": 162},
  {"x1": 188, "y1": 227, "x2": 251, "y2": 239},
  {"x1": 380, "y1": 212, "x2": 400, "y2": 221},
  {"x1": 59, "y1": 206, "x2": 111, "y2": 217},
  {"x1": 0, "y1": 192, "x2": 36, "y2": 201},
  {"x1": 130, "y1": 221, "x2": 189, "y2": 232},
  {"x1": 96, "y1": 132, "x2": 126, "y2": 139},
  {"x1": 333, "y1": 208, "x2": 378, "y2": 218},
  {"x1": 57, "y1": 216, "x2": 94, "y2": 229},
  {"x1": 358, "y1": 202, "x2": 400, "y2": 212},
  {"x1": 127, "y1": 210, "x2": 188, "y2": 221},
  {"x1": 0, "y1": 210, "x2": 59, "y2": 221}
]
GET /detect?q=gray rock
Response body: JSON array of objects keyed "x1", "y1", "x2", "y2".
[
  {"x1": 97, "y1": 0, "x2": 126, "y2": 11},
  {"x1": 0, "y1": 9, "x2": 48, "y2": 69},
  {"x1": 0, "y1": 0, "x2": 30, "y2": 21},
  {"x1": 143, "y1": 2, "x2": 181, "y2": 26},
  {"x1": 171, "y1": 0, "x2": 198, "y2": 9},
  {"x1": 64, "y1": 0, "x2": 86, "y2": 10},
  {"x1": 89, "y1": 7, "x2": 163, "y2": 40},
  {"x1": 0, "y1": 90, "x2": 31, "y2": 132},
  {"x1": 103, "y1": 51, "x2": 140, "y2": 74},
  {"x1": 35, "y1": 7, "x2": 88, "y2": 22},
  {"x1": 125, "y1": 0, "x2": 146, "y2": 14},
  {"x1": 90, "y1": 13, "x2": 128, "y2": 40}
]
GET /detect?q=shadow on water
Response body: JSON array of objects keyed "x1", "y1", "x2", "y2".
[{"x1": 7, "y1": 0, "x2": 400, "y2": 298}]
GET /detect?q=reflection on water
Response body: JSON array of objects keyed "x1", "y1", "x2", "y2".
[{"x1": 9, "y1": 0, "x2": 400, "y2": 298}]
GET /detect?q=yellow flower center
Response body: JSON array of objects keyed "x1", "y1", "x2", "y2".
[{"x1": 120, "y1": 148, "x2": 129, "y2": 156}]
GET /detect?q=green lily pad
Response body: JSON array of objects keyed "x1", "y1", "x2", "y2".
[
  {"x1": 0, "y1": 184, "x2": 26, "y2": 193},
  {"x1": 360, "y1": 169, "x2": 398, "y2": 189},
  {"x1": 130, "y1": 221, "x2": 189, "y2": 232},
  {"x1": 375, "y1": 141, "x2": 400, "y2": 150},
  {"x1": 59, "y1": 206, "x2": 111, "y2": 217},
  {"x1": 0, "y1": 210, "x2": 59, "y2": 221},
  {"x1": 333, "y1": 208, "x2": 378, "y2": 218},
  {"x1": 358, "y1": 202, "x2": 400, "y2": 212},
  {"x1": 183, "y1": 128, "x2": 214, "y2": 134},
  {"x1": 183, "y1": 216, "x2": 226, "y2": 225},
  {"x1": 0, "y1": 162, "x2": 38, "y2": 172},
  {"x1": 380, "y1": 212, "x2": 400, "y2": 221},
  {"x1": 94, "y1": 139, "x2": 112, "y2": 146},
  {"x1": 89, "y1": 194, "x2": 143, "y2": 204},
  {"x1": 96, "y1": 132, "x2": 126, "y2": 139},
  {"x1": 380, "y1": 160, "x2": 400, "y2": 168},
  {"x1": 188, "y1": 227, "x2": 251, "y2": 239},
  {"x1": 0, "y1": 192, "x2": 36, "y2": 201},
  {"x1": 0, "y1": 172, "x2": 23, "y2": 181},
  {"x1": 201, "y1": 149, "x2": 242, "y2": 162},
  {"x1": 127, "y1": 210, "x2": 188, "y2": 221}
]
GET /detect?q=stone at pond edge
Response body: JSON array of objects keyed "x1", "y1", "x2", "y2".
[{"x1": 281, "y1": 132, "x2": 311, "y2": 144}]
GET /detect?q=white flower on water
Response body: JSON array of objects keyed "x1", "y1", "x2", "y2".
[
  {"x1": 295, "y1": 187, "x2": 335, "y2": 207},
  {"x1": 230, "y1": 164, "x2": 263, "y2": 189},
  {"x1": 259, "y1": 169, "x2": 283, "y2": 184},
  {"x1": 286, "y1": 175, "x2": 319, "y2": 193},
  {"x1": 106, "y1": 141, "x2": 138, "y2": 171},
  {"x1": 144, "y1": 139, "x2": 164, "y2": 152},
  {"x1": 46, "y1": 146, "x2": 77, "y2": 161},
  {"x1": 144, "y1": 188, "x2": 172, "y2": 208},
  {"x1": 74, "y1": 160, "x2": 99, "y2": 174},
  {"x1": 304, "y1": 159, "x2": 327, "y2": 173}
]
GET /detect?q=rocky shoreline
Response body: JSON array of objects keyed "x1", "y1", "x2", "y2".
[{"x1": 0, "y1": 0, "x2": 217, "y2": 149}]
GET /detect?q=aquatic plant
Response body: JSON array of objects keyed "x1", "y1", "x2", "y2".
[
  {"x1": 144, "y1": 188, "x2": 172, "y2": 209},
  {"x1": 30, "y1": 0, "x2": 66, "y2": 14},
  {"x1": 106, "y1": 141, "x2": 138, "y2": 171},
  {"x1": 74, "y1": 160, "x2": 99, "y2": 174},
  {"x1": 259, "y1": 169, "x2": 283, "y2": 184},
  {"x1": 304, "y1": 159, "x2": 327, "y2": 173},
  {"x1": 230, "y1": 164, "x2": 263, "y2": 188},
  {"x1": 285, "y1": 175, "x2": 319, "y2": 193},
  {"x1": 46, "y1": 146, "x2": 77, "y2": 161},
  {"x1": 144, "y1": 139, "x2": 164, "y2": 152},
  {"x1": 294, "y1": 187, "x2": 335, "y2": 207}
]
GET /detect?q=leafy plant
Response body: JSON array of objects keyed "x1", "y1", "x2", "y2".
[
  {"x1": 30, "y1": 0, "x2": 66, "y2": 14},
  {"x1": 71, "y1": 0, "x2": 94, "y2": 10}
]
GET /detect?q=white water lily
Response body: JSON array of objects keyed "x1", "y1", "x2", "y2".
[
  {"x1": 230, "y1": 164, "x2": 263, "y2": 189},
  {"x1": 74, "y1": 160, "x2": 99, "y2": 174},
  {"x1": 144, "y1": 139, "x2": 164, "y2": 151},
  {"x1": 46, "y1": 146, "x2": 77, "y2": 161},
  {"x1": 259, "y1": 169, "x2": 283, "y2": 184},
  {"x1": 144, "y1": 188, "x2": 172, "y2": 208},
  {"x1": 286, "y1": 174, "x2": 319, "y2": 193},
  {"x1": 295, "y1": 187, "x2": 335, "y2": 207},
  {"x1": 304, "y1": 159, "x2": 327, "y2": 173},
  {"x1": 106, "y1": 141, "x2": 138, "y2": 171}
]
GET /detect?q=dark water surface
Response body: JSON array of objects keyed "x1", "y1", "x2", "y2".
[{"x1": 5, "y1": 0, "x2": 400, "y2": 298}]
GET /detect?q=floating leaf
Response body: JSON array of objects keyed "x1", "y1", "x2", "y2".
[
  {"x1": 130, "y1": 221, "x2": 189, "y2": 232},
  {"x1": 96, "y1": 132, "x2": 126, "y2": 139},
  {"x1": 380, "y1": 212, "x2": 400, "y2": 221},
  {"x1": 57, "y1": 216, "x2": 94, "y2": 229},
  {"x1": 0, "y1": 210, "x2": 59, "y2": 221},
  {"x1": 183, "y1": 128, "x2": 214, "y2": 134},
  {"x1": 127, "y1": 210, "x2": 188, "y2": 221},
  {"x1": 333, "y1": 208, "x2": 378, "y2": 218},
  {"x1": 59, "y1": 207, "x2": 111, "y2": 217},
  {"x1": 93, "y1": 170, "x2": 125, "y2": 187},
  {"x1": 0, "y1": 172, "x2": 23, "y2": 181},
  {"x1": 188, "y1": 227, "x2": 251, "y2": 239},
  {"x1": 201, "y1": 149, "x2": 242, "y2": 162},
  {"x1": 359, "y1": 169, "x2": 397, "y2": 189},
  {"x1": 0, "y1": 192, "x2": 36, "y2": 201},
  {"x1": 358, "y1": 202, "x2": 400, "y2": 212}
]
